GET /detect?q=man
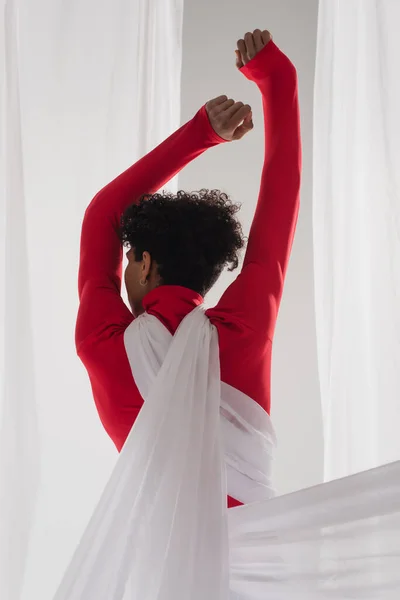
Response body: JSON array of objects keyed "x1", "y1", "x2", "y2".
[{"x1": 76, "y1": 29, "x2": 301, "y2": 510}]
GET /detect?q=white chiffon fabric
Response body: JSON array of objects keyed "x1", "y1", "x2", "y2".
[
  {"x1": 1, "y1": 1, "x2": 184, "y2": 598},
  {"x1": 313, "y1": 0, "x2": 400, "y2": 481},
  {"x1": 0, "y1": 3, "x2": 40, "y2": 600},
  {"x1": 51, "y1": 307, "x2": 400, "y2": 599}
]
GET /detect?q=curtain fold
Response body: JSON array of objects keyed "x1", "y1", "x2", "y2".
[
  {"x1": 313, "y1": 0, "x2": 400, "y2": 481},
  {"x1": 0, "y1": 2, "x2": 40, "y2": 599},
  {"x1": 0, "y1": 1, "x2": 184, "y2": 598}
]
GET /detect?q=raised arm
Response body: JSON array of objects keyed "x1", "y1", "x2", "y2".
[
  {"x1": 210, "y1": 32, "x2": 301, "y2": 341},
  {"x1": 241, "y1": 34, "x2": 300, "y2": 281},
  {"x1": 79, "y1": 108, "x2": 222, "y2": 297},
  {"x1": 76, "y1": 97, "x2": 254, "y2": 349}
]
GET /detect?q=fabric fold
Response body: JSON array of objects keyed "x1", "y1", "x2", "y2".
[{"x1": 52, "y1": 307, "x2": 400, "y2": 599}]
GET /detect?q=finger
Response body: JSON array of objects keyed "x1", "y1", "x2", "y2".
[
  {"x1": 253, "y1": 29, "x2": 264, "y2": 52},
  {"x1": 242, "y1": 111, "x2": 253, "y2": 129},
  {"x1": 227, "y1": 103, "x2": 252, "y2": 129},
  {"x1": 262, "y1": 30, "x2": 272, "y2": 45},
  {"x1": 235, "y1": 49, "x2": 244, "y2": 69},
  {"x1": 216, "y1": 98, "x2": 235, "y2": 113},
  {"x1": 207, "y1": 95, "x2": 228, "y2": 109},
  {"x1": 244, "y1": 32, "x2": 256, "y2": 59},
  {"x1": 232, "y1": 113, "x2": 254, "y2": 140},
  {"x1": 206, "y1": 96, "x2": 232, "y2": 119},
  {"x1": 237, "y1": 38, "x2": 248, "y2": 65},
  {"x1": 224, "y1": 101, "x2": 245, "y2": 119}
]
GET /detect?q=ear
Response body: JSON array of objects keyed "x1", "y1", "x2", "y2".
[{"x1": 142, "y1": 251, "x2": 152, "y2": 280}]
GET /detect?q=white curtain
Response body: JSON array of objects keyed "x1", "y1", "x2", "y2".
[
  {"x1": 313, "y1": 0, "x2": 400, "y2": 482},
  {"x1": 0, "y1": 1, "x2": 184, "y2": 598}
]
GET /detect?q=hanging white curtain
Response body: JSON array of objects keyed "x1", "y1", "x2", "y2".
[
  {"x1": 0, "y1": 3, "x2": 40, "y2": 600},
  {"x1": 313, "y1": 0, "x2": 400, "y2": 481},
  {"x1": 0, "y1": 1, "x2": 184, "y2": 599}
]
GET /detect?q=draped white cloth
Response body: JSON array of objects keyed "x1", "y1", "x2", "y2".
[
  {"x1": 50, "y1": 307, "x2": 400, "y2": 599},
  {"x1": 313, "y1": 0, "x2": 400, "y2": 481},
  {"x1": 0, "y1": 1, "x2": 183, "y2": 598}
]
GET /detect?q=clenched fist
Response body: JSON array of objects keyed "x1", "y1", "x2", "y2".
[
  {"x1": 236, "y1": 29, "x2": 272, "y2": 68},
  {"x1": 205, "y1": 95, "x2": 253, "y2": 142}
]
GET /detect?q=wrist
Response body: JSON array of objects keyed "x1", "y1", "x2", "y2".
[
  {"x1": 198, "y1": 105, "x2": 230, "y2": 145},
  {"x1": 240, "y1": 41, "x2": 294, "y2": 83}
]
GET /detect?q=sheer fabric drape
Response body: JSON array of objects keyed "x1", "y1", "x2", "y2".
[
  {"x1": 0, "y1": 1, "x2": 183, "y2": 598},
  {"x1": 313, "y1": 0, "x2": 400, "y2": 481},
  {"x1": 50, "y1": 307, "x2": 400, "y2": 600}
]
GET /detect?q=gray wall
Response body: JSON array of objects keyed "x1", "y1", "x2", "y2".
[{"x1": 180, "y1": 0, "x2": 323, "y2": 494}]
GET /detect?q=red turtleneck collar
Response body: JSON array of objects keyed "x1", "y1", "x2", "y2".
[{"x1": 142, "y1": 285, "x2": 204, "y2": 335}]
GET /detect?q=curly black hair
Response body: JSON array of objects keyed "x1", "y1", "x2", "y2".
[{"x1": 120, "y1": 189, "x2": 245, "y2": 295}]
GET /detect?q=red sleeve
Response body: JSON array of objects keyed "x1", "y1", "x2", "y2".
[
  {"x1": 76, "y1": 106, "x2": 227, "y2": 351},
  {"x1": 209, "y1": 41, "x2": 301, "y2": 341}
]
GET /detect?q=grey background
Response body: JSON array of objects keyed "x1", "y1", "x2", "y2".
[{"x1": 180, "y1": 0, "x2": 323, "y2": 493}]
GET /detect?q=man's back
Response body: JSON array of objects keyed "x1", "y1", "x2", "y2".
[{"x1": 76, "y1": 40, "x2": 301, "y2": 507}]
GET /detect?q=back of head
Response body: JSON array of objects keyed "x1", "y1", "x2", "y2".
[{"x1": 120, "y1": 189, "x2": 245, "y2": 296}]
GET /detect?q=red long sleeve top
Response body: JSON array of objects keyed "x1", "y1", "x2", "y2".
[{"x1": 76, "y1": 41, "x2": 301, "y2": 507}]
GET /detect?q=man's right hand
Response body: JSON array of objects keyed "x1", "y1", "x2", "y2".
[{"x1": 205, "y1": 95, "x2": 253, "y2": 142}]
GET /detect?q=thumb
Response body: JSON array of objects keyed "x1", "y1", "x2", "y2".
[
  {"x1": 232, "y1": 111, "x2": 253, "y2": 140},
  {"x1": 235, "y1": 49, "x2": 244, "y2": 70}
]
